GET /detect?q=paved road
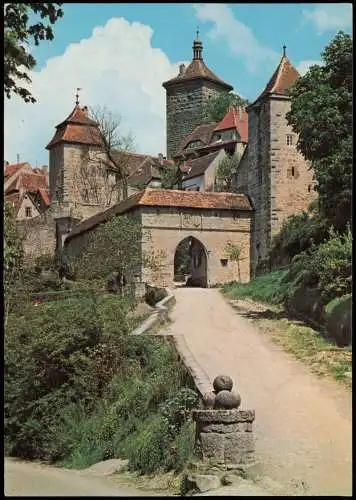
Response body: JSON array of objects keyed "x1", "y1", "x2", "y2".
[
  {"x1": 4, "y1": 458, "x2": 160, "y2": 497},
  {"x1": 167, "y1": 288, "x2": 352, "y2": 496}
]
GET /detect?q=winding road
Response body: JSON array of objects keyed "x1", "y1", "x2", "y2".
[{"x1": 166, "y1": 288, "x2": 352, "y2": 496}]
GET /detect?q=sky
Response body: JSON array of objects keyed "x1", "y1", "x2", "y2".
[{"x1": 4, "y1": 3, "x2": 353, "y2": 167}]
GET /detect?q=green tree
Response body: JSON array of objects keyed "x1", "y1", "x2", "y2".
[
  {"x1": 225, "y1": 242, "x2": 243, "y2": 281},
  {"x1": 215, "y1": 153, "x2": 241, "y2": 192},
  {"x1": 160, "y1": 163, "x2": 180, "y2": 189},
  {"x1": 4, "y1": 3, "x2": 63, "y2": 103},
  {"x1": 4, "y1": 202, "x2": 25, "y2": 325},
  {"x1": 286, "y1": 31, "x2": 352, "y2": 231},
  {"x1": 202, "y1": 92, "x2": 249, "y2": 123}
]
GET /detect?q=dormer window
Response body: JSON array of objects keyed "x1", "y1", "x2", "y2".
[{"x1": 185, "y1": 140, "x2": 202, "y2": 150}]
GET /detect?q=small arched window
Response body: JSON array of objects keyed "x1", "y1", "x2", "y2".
[
  {"x1": 308, "y1": 184, "x2": 312, "y2": 192},
  {"x1": 291, "y1": 167, "x2": 295, "y2": 177}
]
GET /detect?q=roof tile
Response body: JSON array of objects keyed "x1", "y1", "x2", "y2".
[
  {"x1": 163, "y1": 59, "x2": 232, "y2": 90},
  {"x1": 214, "y1": 107, "x2": 248, "y2": 142},
  {"x1": 66, "y1": 188, "x2": 252, "y2": 242}
]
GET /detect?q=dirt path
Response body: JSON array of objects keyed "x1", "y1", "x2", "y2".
[
  {"x1": 4, "y1": 458, "x2": 161, "y2": 497},
  {"x1": 167, "y1": 288, "x2": 352, "y2": 496}
]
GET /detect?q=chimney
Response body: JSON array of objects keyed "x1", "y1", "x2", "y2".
[
  {"x1": 82, "y1": 106, "x2": 88, "y2": 117},
  {"x1": 41, "y1": 165, "x2": 49, "y2": 175},
  {"x1": 157, "y1": 153, "x2": 164, "y2": 165},
  {"x1": 16, "y1": 153, "x2": 20, "y2": 164},
  {"x1": 179, "y1": 64, "x2": 185, "y2": 75}
]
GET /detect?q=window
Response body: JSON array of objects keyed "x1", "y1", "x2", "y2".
[
  {"x1": 286, "y1": 135, "x2": 293, "y2": 146},
  {"x1": 291, "y1": 167, "x2": 295, "y2": 177},
  {"x1": 220, "y1": 259, "x2": 228, "y2": 267},
  {"x1": 25, "y1": 207, "x2": 32, "y2": 217},
  {"x1": 308, "y1": 184, "x2": 312, "y2": 192}
]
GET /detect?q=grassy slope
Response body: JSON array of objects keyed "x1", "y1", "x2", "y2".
[{"x1": 222, "y1": 273, "x2": 351, "y2": 388}]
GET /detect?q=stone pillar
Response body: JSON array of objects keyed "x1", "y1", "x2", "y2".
[{"x1": 192, "y1": 409, "x2": 255, "y2": 469}]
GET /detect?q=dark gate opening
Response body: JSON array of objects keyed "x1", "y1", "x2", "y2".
[{"x1": 174, "y1": 236, "x2": 207, "y2": 288}]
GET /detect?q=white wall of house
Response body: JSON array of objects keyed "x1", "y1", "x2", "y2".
[
  {"x1": 181, "y1": 175, "x2": 204, "y2": 191},
  {"x1": 17, "y1": 195, "x2": 40, "y2": 220}
]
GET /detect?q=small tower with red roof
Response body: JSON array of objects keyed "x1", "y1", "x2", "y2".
[
  {"x1": 246, "y1": 46, "x2": 315, "y2": 277},
  {"x1": 46, "y1": 96, "x2": 103, "y2": 213}
]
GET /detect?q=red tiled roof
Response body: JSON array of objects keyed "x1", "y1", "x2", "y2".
[
  {"x1": 66, "y1": 188, "x2": 252, "y2": 242},
  {"x1": 46, "y1": 105, "x2": 103, "y2": 149},
  {"x1": 4, "y1": 162, "x2": 31, "y2": 178},
  {"x1": 18, "y1": 171, "x2": 48, "y2": 191},
  {"x1": 214, "y1": 106, "x2": 248, "y2": 143},
  {"x1": 181, "y1": 150, "x2": 221, "y2": 180},
  {"x1": 38, "y1": 187, "x2": 50, "y2": 206},
  {"x1": 254, "y1": 55, "x2": 300, "y2": 103},
  {"x1": 176, "y1": 122, "x2": 217, "y2": 156},
  {"x1": 163, "y1": 59, "x2": 233, "y2": 90}
]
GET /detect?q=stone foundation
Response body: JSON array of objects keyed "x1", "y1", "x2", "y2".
[{"x1": 192, "y1": 409, "x2": 255, "y2": 468}]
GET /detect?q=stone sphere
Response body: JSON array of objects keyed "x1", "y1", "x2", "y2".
[
  {"x1": 214, "y1": 390, "x2": 241, "y2": 409},
  {"x1": 213, "y1": 375, "x2": 234, "y2": 393},
  {"x1": 202, "y1": 391, "x2": 216, "y2": 409}
]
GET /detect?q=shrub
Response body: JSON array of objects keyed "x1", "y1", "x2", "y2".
[
  {"x1": 145, "y1": 285, "x2": 167, "y2": 306},
  {"x1": 324, "y1": 295, "x2": 352, "y2": 347},
  {"x1": 222, "y1": 269, "x2": 289, "y2": 304}
]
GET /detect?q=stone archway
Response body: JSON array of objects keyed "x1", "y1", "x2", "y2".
[{"x1": 174, "y1": 236, "x2": 208, "y2": 288}]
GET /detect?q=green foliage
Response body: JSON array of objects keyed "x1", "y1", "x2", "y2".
[
  {"x1": 268, "y1": 203, "x2": 329, "y2": 268},
  {"x1": 286, "y1": 31, "x2": 352, "y2": 230},
  {"x1": 4, "y1": 201, "x2": 24, "y2": 279},
  {"x1": 222, "y1": 270, "x2": 289, "y2": 304},
  {"x1": 161, "y1": 164, "x2": 180, "y2": 189},
  {"x1": 4, "y1": 3, "x2": 63, "y2": 103},
  {"x1": 324, "y1": 295, "x2": 351, "y2": 347},
  {"x1": 145, "y1": 285, "x2": 168, "y2": 306},
  {"x1": 202, "y1": 92, "x2": 249, "y2": 123},
  {"x1": 306, "y1": 226, "x2": 352, "y2": 303},
  {"x1": 68, "y1": 215, "x2": 141, "y2": 282},
  {"x1": 215, "y1": 153, "x2": 241, "y2": 192},
  {"x1": 5, "y1": 291, "x2": 198, "y2": 472}
]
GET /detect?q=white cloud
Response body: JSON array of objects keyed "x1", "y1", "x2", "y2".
[
  {"x1": 302, "y1": 3, "x2": 352, "y2": 35},
  {"x1": 193, "y1": 3, "x2": 280, "y2": 73},
  {"x1": 4, "y1": 17, "x2": 186, "y2": 166},
  {"x1": 296, "y1": 59, "x2": 323, "y2": 76}
]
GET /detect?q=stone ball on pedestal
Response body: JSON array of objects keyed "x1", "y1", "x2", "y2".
[
  {"x1": 202, "y1": 391, "x2": 216, "y2": 409},
  {"x1": 213, "y1": 375, "x2": 234, "y2": 393},
  {"x1": 214, "y1": 390, "x2": 241, "y2": 409}
]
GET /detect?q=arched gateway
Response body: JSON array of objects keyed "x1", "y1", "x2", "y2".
[
  {"x1": 174, "y1": 236, "x2": 208, "y2": 287},
  {"x1": 64, "y1": 189, "x2": 253, "y2": 288}
]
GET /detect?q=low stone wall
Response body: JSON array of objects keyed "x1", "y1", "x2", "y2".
[{"x1": 131, "y1": 288, "x2": 176, "y2": 336}]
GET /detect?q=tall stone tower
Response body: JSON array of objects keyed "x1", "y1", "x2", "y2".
[
  {"x1": 46, "y1": 101, "x2": 105, "y2": 219},
  {"x1": 163, "y1": 33, "x2": 233, "y2": 159},
  {"x1": 246, "y1": 47, "x2": 315, "y2": 277}
]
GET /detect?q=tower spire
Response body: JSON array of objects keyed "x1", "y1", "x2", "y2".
[
  {"x1": 193, "y1": 29, "x2": 203, "y2": 60},
  {"x1": 283, "y1": 45, "x2": 286, "y2": 57},
  {"x1": 75, "y1": 87, "x2": 82, "y2": 105}
]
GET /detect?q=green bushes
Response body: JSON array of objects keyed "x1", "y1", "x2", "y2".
[
  {"x1": 324, "y1": 295, "x2": 352, "y2": 347},
  {"x1": 5, "y1": 292, "x2": 199, "y2": 472},
  {"x1": 222, "y1": 269, "x2": 289, "y2": 304},
  {"x1": 145, "y1": 285, "x2": 168, "y2": 306}
]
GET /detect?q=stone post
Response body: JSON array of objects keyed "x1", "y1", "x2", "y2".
[{"x1": 192, "y1": 408, "x2": 255, "y2": 470}]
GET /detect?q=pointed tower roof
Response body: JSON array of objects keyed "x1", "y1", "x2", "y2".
[
  {"x1": 214, "y1": 106, "x2": 248, "y2": 142},
  {"x1": 162, "y1": 32, "x2": 232, "y2": 91},
  {"x1": 253, "y1": 46, "x2": 300, "y2": 104},
  {"x1": 46, "y1": 104, "x2": 103, "y2": 149}
]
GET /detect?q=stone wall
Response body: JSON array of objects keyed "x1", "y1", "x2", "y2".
[
  {"x1": 247, "y1": 96, "x2": 316, "y2": 277},
  {"x1": 269, "y1": 98, "x2": 315, "y2": 236},
  {"x1": 247, "y1": 99, "x2": 271, "y2": 277},
  {"x1": 166, "y1": 81, "x2": 227, "y2": 159},
  {"x1": 18, "y1": 210, "x2": 57, "y2": 262},
  {"x1": 141, "y1": 206, "x2": 251, "y2": 286}
]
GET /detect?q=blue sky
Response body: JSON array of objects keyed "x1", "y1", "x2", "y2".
[{"x1": 5, "y1": 3, "x2": 352, "y2": 166}]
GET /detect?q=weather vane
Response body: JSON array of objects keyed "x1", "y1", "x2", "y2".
[
  {"x1": 196, "y1": 26, "x2": 200, "y2": 40},
  {"x1": 75, "y1": 87, "x2": 82, "y2": 105}
]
